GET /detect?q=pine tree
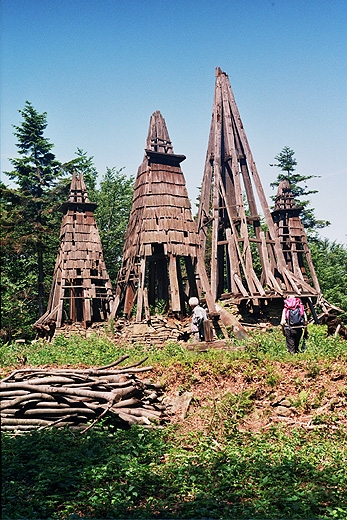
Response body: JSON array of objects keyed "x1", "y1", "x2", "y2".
[
  {"x1": 270, "y1": 146, "x2": 330, "y2": 232},
  {"x1": 3, "y1": 101, "x2": 64, "y2": 317}
]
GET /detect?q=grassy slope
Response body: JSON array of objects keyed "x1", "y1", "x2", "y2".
[{"x1": 1, "y1": 325, "x2": 347, "y2": 520}]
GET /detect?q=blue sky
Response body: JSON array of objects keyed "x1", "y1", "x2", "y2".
[{"x1": 1, "y1": 0, "x2": 346, "y2": 244}]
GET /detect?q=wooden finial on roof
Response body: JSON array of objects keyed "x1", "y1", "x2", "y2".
[
  {"x1": 68, "y1": 171, "x2": 91, "y2": 203},
  {"x1": 146, "y1": 110, "x2": 174, "y2": 154},
  {"x1": 112, "y1": 111, "x2": 214, "y2": 321}
]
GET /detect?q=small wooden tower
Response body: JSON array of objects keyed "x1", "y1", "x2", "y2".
[
  {"x1": 197, "y1": 68, "x2": 320, "y2": 305},
  {"x1": 272, "y1": 179, "x2": 321, "y2": 293},
  {"x1": 34, "y1": 172, "x2": 114, "y2": 331},
  {"x1": 113, "y1": 110, "x2": 214, "y2": 321}
]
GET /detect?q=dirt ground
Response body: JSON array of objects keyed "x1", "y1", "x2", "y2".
[
  {"x1": 155, "y1": 359, "x2": 347, "y2": 434},
  {"x1": 1, "y1": 345, "x2": 346, "y2": 435}
]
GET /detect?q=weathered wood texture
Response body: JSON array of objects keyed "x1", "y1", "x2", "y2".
[
  {"x1": 197, "y1": 68, "x2": 320, "y2": 303},
  {"x1": 0, "y1": 356, "x2": 167, "y2": 432},
  {"x1": 272, "y1": 179, "x2": 321, "y2": 293},
  {"x1": 113, "y1": 111, "x2": 215, "y2": 321},
  {"x1": 34, "y1": 172, "x2": 113, "y2": 331}
]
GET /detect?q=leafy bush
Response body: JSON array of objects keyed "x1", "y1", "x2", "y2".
[{"x1": 2, "y1": 425, "x2": 346, "y2": 519}]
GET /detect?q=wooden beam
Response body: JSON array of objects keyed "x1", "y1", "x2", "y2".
[{"x1": 168, "y1": 254, "x2": 181, "y2": 312}]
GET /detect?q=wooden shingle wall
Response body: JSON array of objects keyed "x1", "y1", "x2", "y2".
[
  {"x1": 34, "y1": 172, "x2": 113, "y2": 331},
  {"x1": 113, "y1": 111, "x2": 215, "y2": 321}
]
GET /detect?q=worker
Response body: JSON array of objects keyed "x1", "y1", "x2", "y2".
[{"x1": 188, "y1": 297, "x2": 208, "y2": 342}]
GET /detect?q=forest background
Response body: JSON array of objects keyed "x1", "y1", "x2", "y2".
[{"x1": 1, "y1": 101, "x2": 347, "y2": 342}]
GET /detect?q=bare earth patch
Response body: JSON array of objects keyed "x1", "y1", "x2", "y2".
[
  {"x1": 155, "y1": 360, "x2": 347, "y2": 434},
  {"x1": 1, "y1": 354, "x2": 346, "y2": 435}
]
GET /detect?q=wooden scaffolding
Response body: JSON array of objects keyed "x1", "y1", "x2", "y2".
[
  {"x1": 34, "y1": 172, "x2": 114, "y2": 331},
  {"x1": 272, "y1": 179, "x2": 321, "y2": 293},
  {"x1": 113, "y1": 110, "x2": 215, "y2": 321},
  {"x1": 197, "y1": 68, "x2": 320, "y2": 306}
]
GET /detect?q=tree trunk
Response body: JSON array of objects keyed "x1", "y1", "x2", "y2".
[{"x1": 37, "y1": 240, "x2": 45, "y2": 317}]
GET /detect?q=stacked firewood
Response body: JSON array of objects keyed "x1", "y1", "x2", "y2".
[{"x1": 0, "y1": 356, "x2": 166, "y2": 433}]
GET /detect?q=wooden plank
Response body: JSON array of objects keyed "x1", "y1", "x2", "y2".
[
  {"x1": 176, "y1": 257, "x2": 187, "y2": 315},
  {"x1": 136, "y1": 287, "x2": 144, "y2": 322},
  {"x1": 84, "y1": 298, "x2": 91, "y2": 322},
  {"x1": 210, "y1": 79, "x2": 222, "y2": 300},
  {"x1": 168, "y1": 254, "x2": 181, "y2": 312},
  {"x1": 143, "y1": 288, "x2": 150, "y2": 321},
  {"x1": 226, "y1": 228, "x2": 241, "y2": 281},
  {"x1": 136, "y1": 257, "x2": 146, "y2": 322},
  {"x1": 259, "y1": 231, "x2": 283, "y2": 294},
  {"x1": 196, "y1": 249, "x2": 216, "y2": 313},
  {"x1": 184, "y1": 256, "x2": 198, "y2": 297}
]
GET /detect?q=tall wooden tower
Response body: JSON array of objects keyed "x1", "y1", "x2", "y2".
[
  {"x1": 113, "y1": 110, "x2": 214, "y2": 321},
  {"x1": 272, "y1": 179, "x2": 321, "y2": 293},
  {"x1": 34, "y1": 172, "x2": 114, "y2": 331},
  {"x1": 197, "y1": 68, "x2": 320, "y2": 305}
]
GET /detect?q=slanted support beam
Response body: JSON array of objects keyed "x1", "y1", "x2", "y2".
[{"x1": 196, "y1": 67, "x2": 320, "y2": 304}]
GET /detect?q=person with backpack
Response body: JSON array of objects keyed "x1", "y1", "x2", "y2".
[
  {"x1": 189, "y1": 297, "x2": 208, "y2": 342},
  {"x1": 281, "y1": 296, "x2": 308, "y2": 354}
]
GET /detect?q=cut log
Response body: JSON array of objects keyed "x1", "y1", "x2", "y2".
[{"x1": 0, "y1": 358, "x2": 168, "y2": 433}]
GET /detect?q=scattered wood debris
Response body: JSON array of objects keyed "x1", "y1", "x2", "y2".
[{"x1": 0, "y1": 356, "x2": 167, "y2": 433}]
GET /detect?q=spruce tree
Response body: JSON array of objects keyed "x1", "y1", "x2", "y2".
[
  {"x1": 270, "y1": 146, "x2": 330, "y2": 232},
  {"x1": 4, "y1": 101, "x2": 64, "y2": 317},
  {"x1": 94, "y1": 167, "x2": 134, "y2": 282}
]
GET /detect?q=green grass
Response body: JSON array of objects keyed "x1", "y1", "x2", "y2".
[
  {"x1": 1, "y1": 325, "x2": 347, "y2": 519},
  {"x1": 1, "y1": 324, "x2": 346, "y2": 371}
]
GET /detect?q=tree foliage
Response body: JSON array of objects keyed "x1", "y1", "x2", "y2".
[
  {"x1": 1, "y1": 102, "x2": 65, "y2": 336},
  {"x1": 63, "y1": 148, "x2": 98, "y2": 195},
  {"x1": 94, "y1": 167, "x2": 134, "y2": 283},
  {"x1": 309, "y1": 238, "x2": 347, "y2": 315},
  {"x1": 270, "y1": 146, "x2": 330, "y2": 233},
  {"x1": 1, "y1": 103, "x2": 135, "y2": 341}
]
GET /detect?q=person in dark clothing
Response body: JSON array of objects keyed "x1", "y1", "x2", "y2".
[{"x1": 281, "y1": 296, "x2": 308, "y2": 354}]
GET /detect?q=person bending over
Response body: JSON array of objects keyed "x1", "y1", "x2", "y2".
[{"x1": 189, "y1": 297, "x2": 208, "y2": 342}]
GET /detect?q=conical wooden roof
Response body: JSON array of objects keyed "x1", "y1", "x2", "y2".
[
  {"x1": 34, "y1": 172, "x2": 113, "y2": 331},
  {"x1": 123, "y1": 111, "x2": 200, "y2": 261},
  {"x1": 113, "y1": 111, "x2": 214, "y2": 321},
  {"x1": 197, "y1": 68, "x2": 320, "y2": 304}
]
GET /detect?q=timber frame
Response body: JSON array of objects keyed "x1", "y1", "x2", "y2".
[
  {"x1": 112, "y1": 110, "x2": 215, "y2": 321},
  {"x1": 197, "y1": 68, "x2": 320, "y2": 307},
  {"x1": 34, "y1": 172, "x2": 114, "y2": 332},
  {"x1": 272, "y1": 179, "x2": 321, "y2": 293}
]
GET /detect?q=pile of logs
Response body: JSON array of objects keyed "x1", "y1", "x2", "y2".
[{"x1": 0, "y1": 356, "x2": 166, "y2": 433}]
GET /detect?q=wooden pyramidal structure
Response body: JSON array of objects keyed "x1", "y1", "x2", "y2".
[
  {"x1": 197, "y1": 68, "x2": 320, "y2": 305},
  {"x1": 113, "y1": 110, "x2": 215, "y2": 321},
  {"x1": 34, "y1": 172, "x2": 114, "y2": 331},
  {"x1": 272, "y1": 179, "x2": 321, "y2": 293}
]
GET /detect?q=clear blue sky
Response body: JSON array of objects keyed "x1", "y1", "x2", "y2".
[{"x1": 1, "y1": 0, "x2": 346, "y2": 244}]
